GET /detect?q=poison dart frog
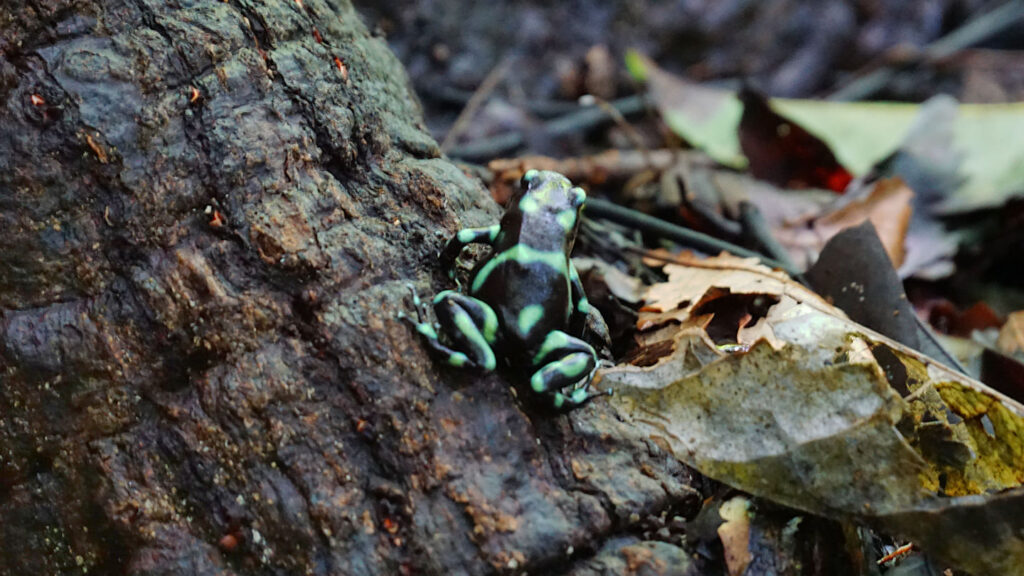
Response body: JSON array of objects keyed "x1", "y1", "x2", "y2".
[{"x1": 404, "y1": 169, "x2": 612, "y2": 409}]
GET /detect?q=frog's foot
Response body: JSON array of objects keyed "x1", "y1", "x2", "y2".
[
  {"x1": 444, "y1": 263, "x2": 464, "y2": 291},
  {"x1": 403, "y1": 289, "x2": 499, "y2": 371},
  {"x1": 529, "y1": 331, "x2": 606, "y2": 410},
  {"x1": 551, "y1": 383, "x2": 612, "y2": 410},
  {"x1": 399, "y1": 284, "x2": 437, "y2": 333},
  {"x1": 403, "y1": 283, "x2": 434, "y2": 324},
  {"x1": 588, "y1": 360, "x2": 615, "y2": 398},
  {"x1": 430, "y1": 290, "x2": 500, "y2": 371}
]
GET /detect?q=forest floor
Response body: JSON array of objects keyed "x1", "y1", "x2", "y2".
[{"x1": 350, "y1": 2, "x2": 1024, "y2": 575}]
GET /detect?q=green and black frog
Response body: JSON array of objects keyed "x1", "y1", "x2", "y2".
[{"x1": 404, "y1": 169, "x2": 612, "y2": 409}]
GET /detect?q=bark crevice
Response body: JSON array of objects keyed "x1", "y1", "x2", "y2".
[{"x1": 1, "y1": 1, "x2": 700, "y2": 574}]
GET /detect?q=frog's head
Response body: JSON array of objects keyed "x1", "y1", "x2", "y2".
[{"x1": 517, "y1": 169, "x2": 587, "y2": 235}]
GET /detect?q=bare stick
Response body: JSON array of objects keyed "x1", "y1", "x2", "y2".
[
  {"x1": 829, "y1": 0, "x2": 1024, "y2": 101},
  {"x1": 440, "y1": 58, "x2": 511, "y2": 153},
  {"x1": 447, "y1": 95, "x2": 646, "y2": 160},
  {"x1": 583, "y1": 197, "x2": 801, "y2": 275}
]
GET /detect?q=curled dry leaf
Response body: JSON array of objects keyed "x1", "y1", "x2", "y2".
[
  {"x1": 998, "y1": 311, "x2": 1024, "y2": 358},
  {"x1": 807, "y1": 178, "x2": 912, "y2": 269},
  {"x1": 744, "y1": 176, "x2": 914, "y2": 272},
  {"x1": 717, "y1": 496, "x2": 752, "y2": 576},
  {"x1": 600, "y1": 253, "x2": 1024, "y2": 576},
  {"x1": 713, "y1": 168, "x2": 950, "y2": 279}
]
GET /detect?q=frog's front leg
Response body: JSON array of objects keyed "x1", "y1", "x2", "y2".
[
  {"x1": 530, "y1": 330, "x2": 610, "y2": 409},
  {"x1": 439, "y1": 225, "x2": 501, "y2": 279},
  {"x1": 569, "y1": 264, "x2": 611, "y2": 356},
  {"x1": 406, "y1": 288, "x2": 499, "y2": 371}
]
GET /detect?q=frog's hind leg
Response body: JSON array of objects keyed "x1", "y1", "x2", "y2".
[
  {"x1": 529, "y1": 330, "x2": 611, "y2": 409},
  {"x1": 403, "y1": 286, "x2": 499, "y2": 371},
  {"x1": 431, "y1": 290, "x2": 500, "y2": 370}
]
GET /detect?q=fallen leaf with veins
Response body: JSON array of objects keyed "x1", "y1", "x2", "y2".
[{"x1": 600, "y1": 253, "x2": 1024, "y2": 576}]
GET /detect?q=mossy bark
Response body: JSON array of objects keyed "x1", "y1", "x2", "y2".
[{"x1": 0, "y1": 1, "x2": 708, "y2": 574}]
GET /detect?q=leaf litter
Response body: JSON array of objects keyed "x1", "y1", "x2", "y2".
[
  {"x1": 598, "y1": 253, "x2": 1024, "y2": 576},
  {"x1": 628, "y1": 52, "x2": 1024, "y2": 215},
  {"x1": 478, "y1": 45, "x2": 1024, "y2": 576}
]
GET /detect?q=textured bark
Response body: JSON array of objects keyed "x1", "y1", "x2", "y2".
[{"x1": 0, "y1": 1, "x2": 705, "y2": 574}]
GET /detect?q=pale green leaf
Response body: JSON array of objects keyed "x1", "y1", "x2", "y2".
[{"x1": 632, "y1": 53, "x2": 1024, "y2": 212}]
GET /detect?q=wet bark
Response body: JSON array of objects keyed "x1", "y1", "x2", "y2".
[{"x1": 0, "y1": 1, "x2": 706, "y2": 574}]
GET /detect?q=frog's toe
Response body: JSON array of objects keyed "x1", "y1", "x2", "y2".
[
  {"x1": 397, "y1": 310, "x2": 419, "y2": 327},
  {"x1": 552, "y1": 385, "x2": 609, "y2": 410}
]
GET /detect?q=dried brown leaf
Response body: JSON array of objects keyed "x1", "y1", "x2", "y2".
[
  {"x1": 812, "y1": 178, "x2": 912, "y2": 268},
  {"x1": 717, "y1": 497, "x2": 752, "y2": 576},
  {"x1": 998, "y1": 311, "x2": 1024, "y2": 357},
  {"x1": 768, "y1": 178, "x2": 913, "y2": 270}
]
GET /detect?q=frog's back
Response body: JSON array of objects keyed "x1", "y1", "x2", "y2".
[{"x1": 469, "y1": 216, "x2": 574, "y2": 359}]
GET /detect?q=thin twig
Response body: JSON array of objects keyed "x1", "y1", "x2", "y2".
[
  {"x1": 579, "y1": 94, "x2": 650, "y2": 163},
  {"x1": 421, "y1": 84, "x2": 581, "y2": 118},
  {"x1": 677, "y1": 174, "x2": 744, "y2": 238},
  {"x1": 447, "y1": 132, "x2": 524, "y2": 160},
  {"x1": 583, "y1": 197, "x2": 801, "y2": 275},
  {"x1": 488, "y1": 149, "x2": 684, "y2": 182},
  {"x1": 447, "y1": 95, "x2": 647, "y2": 161},
  {"x1": 876, "y1": 543, "x2": 915, "y2": 566},
  {"x1": 440, "y1": 58, "x2": 511, "y2": 153},
  {"x1": 544, "y1": 95, "x2": 646, "y2": 137},
  {"x1": 738, "y1": 201, "x2": 797, "y2": 272},
  {"x1": 829, "y1": 0, "x2": 1024, "y2": 101}
]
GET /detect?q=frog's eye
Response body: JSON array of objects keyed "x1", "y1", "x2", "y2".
[
  {"x1": 570, "y1": 186, "x2": 586, "y2": 208},
  {"x1": 521, "y1": 169, "x2": 540, "y2": 189}
]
